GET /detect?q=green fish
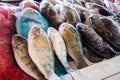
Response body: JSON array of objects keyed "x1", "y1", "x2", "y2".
[
  {"x1": 59, "y1": 23, "x2": 88, "y2": 69},
  {"x1": 48, "y1": 27, "x2": 73, "y2": 72}
]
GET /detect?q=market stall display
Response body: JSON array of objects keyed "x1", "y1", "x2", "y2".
[{"x1": 1, "y1": 0, "x2": 120, "y2": 80}]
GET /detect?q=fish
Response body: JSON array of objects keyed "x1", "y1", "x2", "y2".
[
  {"x1": 107, "y1": 16, "x2": 120, "y2": 26},
  {"x1": 0, "y1": 8, "x2": 34, "y2": 80},
  {"x1": 71, "y1": 4, "x2": 90, "y2": 23},
  {"x1": 19, "y1": 0, "x2": 39, "y2": 10},
  {"x1": 85, "y1": 2, "x2": 115, "y2": 16},
  {"x1": 77, "y1": 23, "x2": 116, "y2": 59},
  {"x1": 83, "y1": 45, "x2": 103, "y2": 63},
  {"x1": 103, "y1": 0, "x2": 120, "y2": 14},
  {"x1": 28, "y1": 27, "x2": 61, "y2": 80},
  {"x1": 16, "y1": 8, "x2": 50, "y2": 38},
  {"x1": 58, "y1": 4, "x2": 81, "y2": 26},
  {"x1": 40, "y1": 0, "x2": 64, "y2": 29},
  {"x1": 40, "y1": 0, "x2": 80, "y2": 29},
  {"x1": 85, "y1": 0, "x2": 104, "y2": 6},
  {"x1": 89, "y1": 14, "x2": 120, "y2": 52},
  {"x1": 12, "y1": 34, "x2": 45, "y2": 80},
  {"x1": 59, "y1": 23, "x2": 88, "y2": 68},
  {"x1": 47, "y1": 27, "x2": 73, "y2": 72},
  {"x1": 63, "y1": 0, "x2": 84, "y2": 6}
]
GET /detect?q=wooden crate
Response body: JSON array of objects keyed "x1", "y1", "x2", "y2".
[{"x1": 61, "y1": 56, "x2": 120, "y2": 80}]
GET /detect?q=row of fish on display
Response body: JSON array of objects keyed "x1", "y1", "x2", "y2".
[{"x1": 1, "y1": 0, "x2": 120, "y2": 80}]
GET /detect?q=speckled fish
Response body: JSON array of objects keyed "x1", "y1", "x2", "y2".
[
  {"x1": 16, "y1": 8, "x2": 50, "y2": 39},
  {"x1": 28, "y1": 27, "x2": 61, "y2": 80},
  {"x1": 59, "y1": 23, "x2": 87, "y2": 68},
  {"x1": 89, "y1": 14, "x2": 120, "y2": 52},
  {"x1": 12, "y1": 34, "x2": 45, "y2": 80},
  {"x1": 47, "y1": 27, "x2": 73, "y2": 72},
  {"x1": 85, "y1": 2, "x2": 115, "y2": 16},
  {"x1": 83, "y1": 45, "x2": 103, "y2": 63},
  {"x1": 40, "y1": 0, "x2": 64, "y2": 29},
  {"x1": 77, "y1": 23, "x2": 116, "y2": 59}
]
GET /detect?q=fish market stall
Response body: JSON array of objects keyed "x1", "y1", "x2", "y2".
[{"x1": 0, "y1": 0, "x2": 120, "y2": 80}]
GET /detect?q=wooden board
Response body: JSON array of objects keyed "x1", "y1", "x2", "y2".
[{"x1": 61, "y1": 56, "x2": 120, "y2": 80}]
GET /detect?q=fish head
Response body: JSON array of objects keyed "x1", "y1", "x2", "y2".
[
  {"x1": 59, "y1": 23, "x2": 74, "y2": 33},
  {"x1": 30, "y1": 27, "x2": 47, "y2": 38},
  {"x1": 40, "y1": 1, "x2": 57, "y2": 16},
  {"x1": 76, "y1": 22, "x2": 89, "y2": 32},
  {"x1": 48, "y1": 27, "x2": 56, "y2": 32},
  {"x1": 63, "y1": 6, "x2": 80, "y2": 25},
  {"x1": 22, "y1": 8, "x2": 38, "y2": 19},
  {"x1": 12, "y1": 35, "x2": 27, "y2": 51},
  {"x1": 47, "y1": 27, "x2": 57, "y2": 37},
  {"x1": 89, "y1": 14, "x2": 102, "y2": 26},
  {"x1": 29, "y1": 27, "x2": 41, "y2": 38}
]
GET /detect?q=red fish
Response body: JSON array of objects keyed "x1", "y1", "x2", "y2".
[
  {"x1": 19, "y1": 0, "x2": 39, "y2": 10},
  {"x1": 0, "y1": 8, "x2": 34, "y2": 80}
]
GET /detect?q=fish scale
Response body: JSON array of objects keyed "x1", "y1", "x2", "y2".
[
  {"x1": 59, "y1": 23, "x2": 87, "y2": 69},
  {"x1": 12, "y1": 35, "x2": 45, "y2": 80}
]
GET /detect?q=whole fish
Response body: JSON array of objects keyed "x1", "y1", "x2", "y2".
[
  {"x1": 48, "y1": 27, "x2": 73, "y2": 72},
  {"x1": 89, "y1": 14, "x2": 120, "y2": 52},
  {"x1": 77, "y1": 23, "x2": 116, "y2": 59},
  {"x1": 12, "y1": 34, "x2": 45, "y2": 80},
  {"x1": 59, "y1": 23, "x2": 87, "y2": 68},
  {"x1": 28, "y1": 27, "x2": 61, "y2": 80},
  {"x1": 16, "y1": 8, "x2": 50, "y2": 38},
  {"x1": 85, "y1": 2, "x2": 115, "y2": 16},
  {"x1": 0, "y1": 8, "x2": 34, "y2": 80},
  {"x1": 83, "y1": 45, "x2": 103, "y2": 63}
]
